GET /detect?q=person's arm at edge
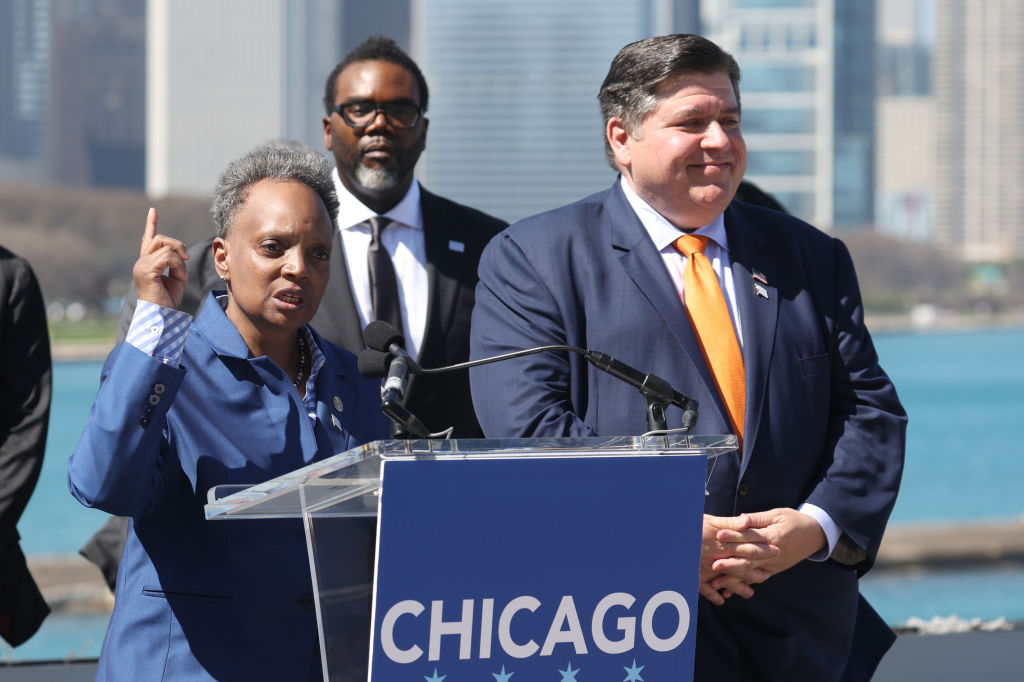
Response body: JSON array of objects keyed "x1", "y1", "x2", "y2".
[{"x1": 0, "y1": 255, "x2": 51, "y2": 538}]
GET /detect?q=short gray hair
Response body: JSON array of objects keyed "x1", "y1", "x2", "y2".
[
  {"x1": 210, "y1": 140, "x2": 340, "y2": 238},
  {"x1": 598, "y1": 34, "x2": 741, "y2": 168}
]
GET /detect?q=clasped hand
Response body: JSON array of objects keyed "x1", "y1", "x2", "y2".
[
  {"x1": 132, "y1": 208, "x2": 189, "y2": 309},
  {"x1": 699, "y1": 507, "x2": 827, "y2": 606}
]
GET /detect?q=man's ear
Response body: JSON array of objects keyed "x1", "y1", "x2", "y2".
[
  {"x1": 322, "y1": 116, "x2": 333, "y2": 151},
  {"x1": 607, "y1": 117, "x2": 632, "y2": 170}
]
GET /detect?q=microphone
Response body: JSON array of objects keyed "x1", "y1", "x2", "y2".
[
  {"x1": 361, "y1": 321, "x2": 429, "y2": 438},
  {"x1": 356, "y1": 348, "x2": 391, "y2": 379},
  {"x1": 585, "y1": 351, "x2": 699, "y2": 431},
  {"x1": 362, "y1": 320, "x2": 417, "y2": 365},
  {"x1": 362, "y1": 321, "x2": 422, "y2": 402}
]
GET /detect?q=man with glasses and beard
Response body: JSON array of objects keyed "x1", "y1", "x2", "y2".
[{"x1": 315, "y1": 35, "x2": 506, "y2": 438}]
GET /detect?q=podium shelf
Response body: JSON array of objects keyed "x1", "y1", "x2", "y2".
[{"x1": 204, "y1": 433, "x2": 737, "y2": 520}]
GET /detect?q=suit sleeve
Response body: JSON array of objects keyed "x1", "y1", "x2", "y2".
[
  {"x1": 804, "y1": 240, "x2": 907, "y2": 571},
  {"x1": 0, "y1": 256, "x2": 51, "y2": 542},
  {"x1": 469, "y1": 231, "x2": 596, "y2": 438},
  {"x1": 67, "y1": 344, "x2": 186, "y2": 517}
]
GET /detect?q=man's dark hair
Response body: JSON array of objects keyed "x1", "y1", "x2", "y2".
[
  {"x1": 733, "y1": 180, "x2": 789, "y2": 214},
  {"x1": 598, "y1": 34, "x2": 741, "y2": 168},
  {"x1": 322, "y1": 35, "x2": 429, "y2": 114}
]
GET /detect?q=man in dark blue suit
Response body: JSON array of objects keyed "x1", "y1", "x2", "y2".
[{"x1": 470, "y1": 35, "x2": 906, "y2": 681}]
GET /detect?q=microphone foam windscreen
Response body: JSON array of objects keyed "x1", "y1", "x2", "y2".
[
  {"x1": 357, "y1": 349, "x2": 391, "y2": 378},
  {"x1": 363, "y1": 320, "x2": 405, "y2": 352}
]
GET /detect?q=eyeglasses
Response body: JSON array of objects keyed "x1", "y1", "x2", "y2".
[{"x1": 331, "y1": 100, "x2": 423, "y2": 129}]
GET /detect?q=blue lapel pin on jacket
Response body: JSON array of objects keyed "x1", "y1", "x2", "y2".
[{"x1": 448, "y1": 240, "x2": 465, "y2": 253}]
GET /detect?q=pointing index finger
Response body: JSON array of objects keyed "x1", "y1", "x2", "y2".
[{"x1": 141, "y1": 207, "x2": 158, "y2": 251}]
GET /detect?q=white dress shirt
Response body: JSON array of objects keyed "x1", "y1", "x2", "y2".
[
  {"x1": 333, "y1": 169, "x2": 428, "y2": 359},
  {"x1": 619, "y1": 177, "x2": 744, "y2": 346},
  {"x1": 618, "y1": 176, "x2": 840, "y2": 561}
]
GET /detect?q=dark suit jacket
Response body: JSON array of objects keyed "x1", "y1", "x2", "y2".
[
  {"x1": 70, "y1": 294, "x2": 390, "y2": 680},
  {"x1": 117, "y1": 187, "x2": 506, "y2": 438},
  {"x1": 309, "y1": 188, "x2": 506, "y2": 437},
  {"x1": 0, "y1": 246, "x2": 51, "y2": 647},
  {"x1": 469, "y1": 182, "x2": 907, "y2": 681}
]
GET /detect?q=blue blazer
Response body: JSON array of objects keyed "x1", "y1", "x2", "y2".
[
  {"x1": 470, "y1": 182, "x2": 907, "y2": 681},
  {"x1": 68, "y1": 294, "x2": 390, "y2": 681}
]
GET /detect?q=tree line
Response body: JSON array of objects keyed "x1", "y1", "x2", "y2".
[{"x1": 1, "y1": 183, "x2": 1019, "y2": 319}]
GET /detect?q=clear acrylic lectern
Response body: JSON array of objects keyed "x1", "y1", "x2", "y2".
[{"x1": 205, "y1": 434, "x2": 736, "y2": 681}]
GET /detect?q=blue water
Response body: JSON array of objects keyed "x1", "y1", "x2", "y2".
[
  {"x1": 7, "y1": 327, "x2": 1024, "y2": 661},
  {"x1": 20, "y1": 361, "x2": 110, "y2": 557},
  {"x1": 878, "y1": 327, "x2": 1024, "y2": 523}
]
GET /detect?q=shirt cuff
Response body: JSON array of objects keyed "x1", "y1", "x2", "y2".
[
  {"x1": 798, "y1": 502, "x2": 841, "y2": 562},
  {"x1": 124, "y1": 300, "x2": 192, "y2": 365}
]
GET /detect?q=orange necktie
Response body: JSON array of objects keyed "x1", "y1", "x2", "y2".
[{"x1": 674, "y1": 234, "x2": 745, "y2": 442}]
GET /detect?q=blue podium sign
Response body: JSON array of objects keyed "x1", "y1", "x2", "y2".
[{"x1": 368, "y1": 454, "x2": 705, "y2": 681}]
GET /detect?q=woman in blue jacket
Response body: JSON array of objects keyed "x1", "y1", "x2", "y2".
[{"x1": 68, "y1": 142, "x2": 390, "y2": 681}]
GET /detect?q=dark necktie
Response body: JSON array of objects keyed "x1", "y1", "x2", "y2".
[{"x1": 367, "y1": 215, "x2": 403, "y2": 332}]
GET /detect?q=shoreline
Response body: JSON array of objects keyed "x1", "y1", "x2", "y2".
[
  {"x1": 865, "y1": 311, "x2": 1024, "y2": 333},
  {"x1": 873, "y1": 518, "x2": 1024, "y2": 571},
  {"x1": 50, "y1": 341, "x2": 113, "y2": 362},
  {"x1": 48, "y1": 313, "x2": 1024, "y2": 363},
  {"x1": 28, "y1": 518, "x2": 1024, "y2": 615},
  {"x1": 27, "y1": 554, "x2": 112, "y2": 614}
]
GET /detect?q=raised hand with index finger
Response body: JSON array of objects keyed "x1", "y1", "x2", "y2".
[{"x1": 131, "y1": 208, "x2": 189, "y2": 310}]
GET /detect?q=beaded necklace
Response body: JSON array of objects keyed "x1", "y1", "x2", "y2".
[{"x1": 293, "y1": 333, "x2": 307, "y2": 391}]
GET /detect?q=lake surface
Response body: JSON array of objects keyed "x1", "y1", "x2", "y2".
[{"x1": 8, "y1": 326, "x2": 1024, "y2": 661}]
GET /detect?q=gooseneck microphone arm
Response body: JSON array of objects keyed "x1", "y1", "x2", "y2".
[
  {"x1": 419, "y1": 344, "x2": 700, "y2": 433},
  {"x1": 359, "y1": 321, "x2": 699, "y2": 434}
]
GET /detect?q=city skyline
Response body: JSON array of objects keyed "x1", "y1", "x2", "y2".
[{"x1": 1, "y1": 0, "x2": 1022, "y2": 262}]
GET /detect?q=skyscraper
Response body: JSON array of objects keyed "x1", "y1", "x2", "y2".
[
  {"x1": 703, "y1": 0, "x2": 876, "y2": 229},
  {"x1": 143, "y1": 0, "x2": 701, "y2": 208},
  {"x1": 0, "y1": 0, "x2": 146, "y2": 188},
  {"x1": 0, "y1": 0, "x2": 50, "y2": 182},
  {"x1": 49, "y1": 0, "x2": 146, "y2": 188},
  {"x1": 146, "y1": 0, "x2": 348, "y2": 197},
  {"x1": 415, "y1": 0, "x2": 698, "y2": 222},
  {"x1": 875, "y1": 0, "x2": 933, "y2": 242},
  {"x1": 932, "y1": 0, "x2": 1024, "y2": 262}
]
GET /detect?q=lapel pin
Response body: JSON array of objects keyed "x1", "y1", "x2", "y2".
[
  {"x1": 448, "y1": 240, "x2": 465, "y2": 253},
  {"x1": 333, "y1": 396, "x2": 344, "y2": 412},
  {"x1": 331, "y1": 414, "x2": 344, "y2": 432},
  {"x1": 752, "y1": 270, "x2": 769, "y2": 299}
]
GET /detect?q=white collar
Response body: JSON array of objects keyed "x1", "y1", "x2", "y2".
[{"x1": 618, "y1": 176, "x2": 729, "y2": 253}]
